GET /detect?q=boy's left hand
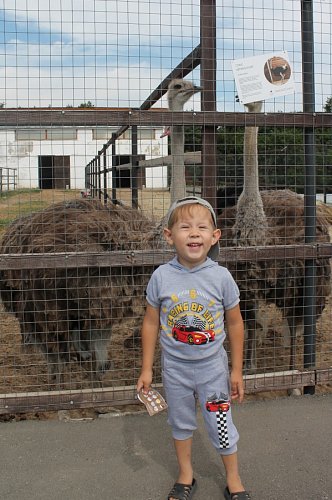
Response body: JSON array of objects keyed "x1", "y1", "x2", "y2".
[{"x1": 230, "y1": 370, "x2": 244, "y2": 403}]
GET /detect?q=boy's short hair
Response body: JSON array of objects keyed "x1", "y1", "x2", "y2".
[{"x1": 165, "y1": 196, "x2": 220, "y2": 260}]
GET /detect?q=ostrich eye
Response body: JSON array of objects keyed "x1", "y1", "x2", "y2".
[{"x1": 173, "y1": 84, "x2": 182, "y2": 89}]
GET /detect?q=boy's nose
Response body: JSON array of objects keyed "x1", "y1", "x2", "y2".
[{"x1": 189, "y1": 228, "x2": 200, "y2": 237}]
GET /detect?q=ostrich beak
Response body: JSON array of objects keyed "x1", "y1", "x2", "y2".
[
  {"x1": 160, "y1": 126, "x2": 172, "y2": 138},
  {"x1": 182, "y1": 84, "x2": 202, "y2": 100},
  {"x1": 193, "y1": 85, "x2": 202, "y2": 94}
]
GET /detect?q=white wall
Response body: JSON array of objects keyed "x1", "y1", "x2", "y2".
[
  {"x1": 144, "y1": 166, "x2": 168, "y2": 189},
  {"x1": 0, "y1": 127, "x2": 168, "y2": 190},
  {"x1": 316, "y1": 193, "x2": 332, "y2": 205}
]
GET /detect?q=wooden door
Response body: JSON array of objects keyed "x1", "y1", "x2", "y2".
[{"x1": 53, "y1": 156, "x2": 70, "y2": 189}]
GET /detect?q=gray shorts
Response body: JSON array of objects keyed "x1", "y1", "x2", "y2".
[{"x1": 162, "y1": 350, "x2": 239, "y2": 455}]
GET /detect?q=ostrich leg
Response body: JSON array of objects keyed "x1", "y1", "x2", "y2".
[
  {"x1": 288, "y1": 314, "x2": 297, "y2": 372},
  {"x1": 241, "y1": 299, "x2": 257, "y2": 371},
  {"x1": 286, "y1": 313, "x2": 302, "y2": 396}
]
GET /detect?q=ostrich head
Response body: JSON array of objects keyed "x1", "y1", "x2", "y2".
[{"x1": 167, "y1": 79, "x2": 202, "y2": 111}]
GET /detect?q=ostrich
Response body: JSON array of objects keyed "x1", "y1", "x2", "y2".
[
  {"x1": 266, "y1": 57, "x2": 290, "y2": 84},
  {"x1": 163, "y1": 79, "x2": 201, "y2": 202},
  {"x1": 218, "y1": 101, "x2": 331, "y2": 374},
  {"x1": 271, "y1": 64, "x2": 288, "y2": 82},
  {"x1": 232, "y1": 101, "x2": 270, "y2": 246},
  {"x1": 219, "y1": 101, "x2": 273, "y2": 370},
  {"x1": 0, "y1": 199, "x2": 160, "y2": 385}
]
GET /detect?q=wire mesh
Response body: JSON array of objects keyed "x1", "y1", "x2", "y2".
[{"x1": 0, "y1": 0, "x2": 331, "y2": 415}]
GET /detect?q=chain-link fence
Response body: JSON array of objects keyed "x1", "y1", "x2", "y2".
[{"x1": 0, "y1": 0, "x2": 331, "y2": 415}]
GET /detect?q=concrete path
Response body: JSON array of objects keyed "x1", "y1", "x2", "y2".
[{"x1": 0, "y1": 394, "x2": 331, "y2": 499}]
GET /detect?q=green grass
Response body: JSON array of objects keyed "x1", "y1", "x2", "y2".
[
  {"x1": 0, "y1": 217, "x2": 15, "y2": 228},
  {"x1": 0, "y1": 201, "x2": 49, "y2": 230},
  {"x1": 0, "y1": 190, "x2": 49, "y2": 232},
  {"x1": 10, "y1": 200, "x2": 47, "y2": 213},
  {"x1": 0, "y1": 188, "x2": 42, "y2": 200},
  {"x1": 0, "y1": 188, "x2": 81, "y2": 233}
]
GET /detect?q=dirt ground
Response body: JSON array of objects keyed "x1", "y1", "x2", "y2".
[{"x1": 0, "y1": 189, "x2": 331, "y2": 418}]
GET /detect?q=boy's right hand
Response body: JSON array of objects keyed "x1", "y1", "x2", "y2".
[{"x1": 136, "y1": 368, "x2": 153, "y2": 393}]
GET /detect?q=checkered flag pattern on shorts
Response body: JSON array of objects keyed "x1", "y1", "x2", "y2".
[{"x1": 216, "y1": 410, "x2": 230, "y2": 449}]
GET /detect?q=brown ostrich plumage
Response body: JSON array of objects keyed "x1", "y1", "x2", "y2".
[
  {"x1": 0, "y1": 199, "x2": 161, "y2": 383},
  {"x1": 219, "y1": 191, "x2": 331, "y2": 371}
]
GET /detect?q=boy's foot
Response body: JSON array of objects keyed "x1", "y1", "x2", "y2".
[
  {"x1": 167, "y1": 478, "x2": 197, "y2": 500},
  {"x1": 224, "y1": 486, "x2": 251, "y2": 499}
]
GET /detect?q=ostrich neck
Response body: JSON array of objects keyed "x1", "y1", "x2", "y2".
[
  {"x1": 243, "y1": 125, "x2": 260, "y2": 195},
  {"x1": 234, "y1": 122, "x2": 269, "y2": 246},
  {"x1": 170, "y1": 102, "x2": 185, "y2": 112},
  {"x1": 170, "y1": 123, "x2": 186, "y2": 202}
]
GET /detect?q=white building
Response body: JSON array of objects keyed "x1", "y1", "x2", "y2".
[{"x1": 0, "y1": 110, "x2": 169, "y2": 191}]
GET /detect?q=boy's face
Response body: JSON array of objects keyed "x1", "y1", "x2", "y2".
[{"x1": 163, "y1": 204, "x2": 221, "y2": 269}]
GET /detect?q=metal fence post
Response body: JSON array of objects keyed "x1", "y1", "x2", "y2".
[
  {"x1": 200, "y1": 0, "x2": 217, "y2": 210},
  {"x1": 131, "y1": 125, "x2": 138, "y2": 209},
  {"x1": 302, "y1": 0, "x2": 317, "y2": 395},
  {"x1": 103, "y1": 148, "x2": 108, "y2": 205},
  {"x1": 111, "y1": 133, "x2": 117, "y2": 204}
]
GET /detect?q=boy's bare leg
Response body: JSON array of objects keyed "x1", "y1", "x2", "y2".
[
  {"x1": 173, "y1": 437, "x2": 194, "y2": 485},
  {"x1": 221, "y1": 452, "x2": 245, "y2": 493}
]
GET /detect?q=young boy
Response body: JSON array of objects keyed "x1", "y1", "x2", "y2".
[{"x1": 136, "y1": 196, "x2": 250, "y2": 500}]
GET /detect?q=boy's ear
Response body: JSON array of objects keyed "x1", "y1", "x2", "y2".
[
  {"x1": 163, "y1": 227, "x2": 173, "y2": 245},
  {"x1": 213, "y1": 228, "x2": 221, "y2": 242}
]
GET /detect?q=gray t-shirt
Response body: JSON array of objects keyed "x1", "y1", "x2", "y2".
[{"x1": 146, "y1": 257, "x2": 240, "y2": 361}]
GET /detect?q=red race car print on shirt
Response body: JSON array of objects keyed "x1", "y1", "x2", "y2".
[{"x1": 171, "y1": 325, "x2": 215, "y2": 345}]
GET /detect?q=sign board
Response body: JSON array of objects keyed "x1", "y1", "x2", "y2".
[{"x1": 231, "y1": 51, "x2": 295, "y2": 104}]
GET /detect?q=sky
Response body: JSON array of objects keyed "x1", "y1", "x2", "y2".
[{"x1": 0, "y1": 0, "x2": 331, "y2": 112}]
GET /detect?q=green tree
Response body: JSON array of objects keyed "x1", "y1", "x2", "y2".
[
  {"x1": 78, "y1": 101, "x2": 94, "y2": 108},
  {"x1": 179, "y1": 116, "x2": 332, "y2": 195},
  {"x1": 323, "y1": 96, "x2": 332, "y2": 113}
]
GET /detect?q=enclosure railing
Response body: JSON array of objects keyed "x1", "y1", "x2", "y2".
[{"x1": 0, "y1": 168, "x2": 17, "y2": 192}]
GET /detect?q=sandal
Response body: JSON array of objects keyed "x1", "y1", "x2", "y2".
[
  {"x1": 224, "y1": 486, "x2": 251, "y2": 500},
  {"x1": 167, "y1": 478, "x2": 197, "y2": 499}
]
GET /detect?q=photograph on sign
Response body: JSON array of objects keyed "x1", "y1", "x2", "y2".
[{"x1": 231, "y1": 51, "x2": 295, "y2": 104}]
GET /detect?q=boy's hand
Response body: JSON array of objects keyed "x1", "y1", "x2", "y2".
[
  {"x1": 136, "y1": 368, "x2": 153, "y2": 394},
  {"x1": 230, "y1": 370, "x2": 244, "y2": 403}
]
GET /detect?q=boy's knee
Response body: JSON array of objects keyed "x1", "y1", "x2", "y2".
[
  {"x1": 172, "y1": 428, "x2": 195, "y2": 441},
  {"x1": 219, "y1": 443, "x2": 238, "y2": 455}
]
